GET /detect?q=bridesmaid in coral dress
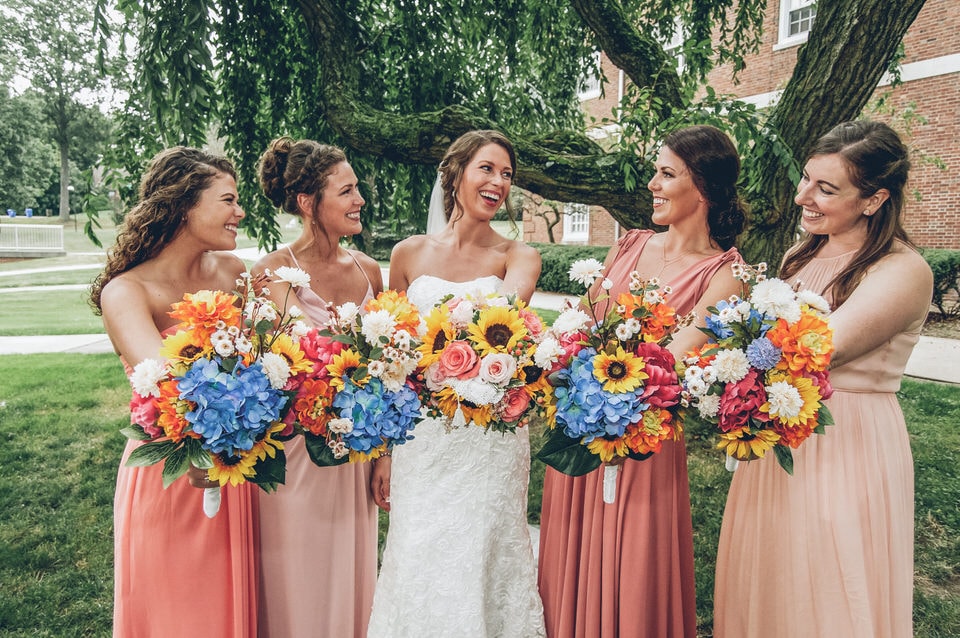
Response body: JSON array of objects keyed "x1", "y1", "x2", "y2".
[
  {"x1": 714, "y1": 121, "x2": 932, "y2": 638},
  {"x1": 90, "y1": 147, "x2": 257, "y2": 637},
  {"x1": 253, "y1": 137, "x2": 383, "y2": 638},
  {"x1": 538, "y1": 125, "x2": 747, "y2": 638}
]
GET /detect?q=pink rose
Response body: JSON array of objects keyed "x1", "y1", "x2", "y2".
[
  {"x1": 424, "y1": 363, "x2": 446, "y2": 391},
  {"x1": 519, "y1": 308, "x2": 545, "y2": 338},
  {"x1": 129, "y1": 394, "x2": 161, "y2": 438},
  {"x1": 500, "y1": 387, "x2": 531, "y2": 422},
  {"x1": 479, "y1": 353, "x2": 517, "y2": 386},
  {"x1": 438, "y1": 340, "x2": 480, "y2": 379}
]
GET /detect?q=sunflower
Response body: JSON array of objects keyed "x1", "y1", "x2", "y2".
[
  {"x1": 249, "y1": 421, "x2": 286, "y2": 462},
  {"x1": 435, "y1": 386, "x2": 495, "y2": 427},
  {"x1": 468, "y1": 306, "x2": 527, "y2": 357},
  {"x1": 586, "y1": 436, "x2": 629, "y2": 463},
  {"x1": 366, "y1": 290, "x2": 421, "y2": 334},
  {"x1": 159, "y1": 329, "x2": 211, "y2": 364},
  {"x1": 207, "y1": 450, "x2": 259, "y2": 487},
  {"x1": 716, "y1": 425, "x2": 781, "y2": 461},
  {"x1": 327, "y1": 349, "x2": 367, "y2": 391},
  {"x1": 419, "y1": 305, "x2": 455, "y2": 369},
  {"x1": 760, "y1": 372, "x2": 822, "y2": 428},
  {"x1": 267, "y1": 333, "x2": 314, "y2": 378},
  {"x1": 169, "y1": 290, "x2": 241, "y2": 337},
  {"x1": 593, "y1": 346, "x2": 648, "y2": 393}
]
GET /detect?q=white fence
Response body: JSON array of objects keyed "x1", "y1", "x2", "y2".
[{"x1": 0, "y1": 224, "x2": 65, "y2": 255}]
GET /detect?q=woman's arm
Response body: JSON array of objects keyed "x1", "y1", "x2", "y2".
[
  {"x1": 501, "y1": 242, "x2": 542, "y2": 304},
  {"x1": 667, "y1": 261, "x2": 742, "y2": 359},
  {"x1": 100, "y1": 277, "x2": 164, "y2": 366},
  {"x1": 827, "y1": 248, "x2": 933, "y2": 368}
]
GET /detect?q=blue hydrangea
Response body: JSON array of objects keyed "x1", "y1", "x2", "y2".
[
  {"x1": 179, "y1": 357, "x2": 287, "y2": 455},
  {"x1": 333, "y1": 377, "x2": 421, "y2": 453},
  {"x1": 553, "y1": 348, "x2": 647, "y2": 442},
  {"x1": 745, "y1": 336, "x2": 782, "y2": 370}
]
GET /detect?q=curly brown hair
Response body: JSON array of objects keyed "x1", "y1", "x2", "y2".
[
  {"x1": 89, "y1": 147, "x2": 237, "y2": 313},
  {"x1": 437, "y1": 130, "x2": 517, "y2": 226}
]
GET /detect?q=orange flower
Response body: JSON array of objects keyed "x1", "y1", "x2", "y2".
[
  {"x1": 623, "y1": 407, "x2": 674, "y2": 454},
  {"x1": 766, "y1": 310, "x2": 833, "y2": 373},
  {"x1": 616, "y1": 292, "x2": 678, "y2": 342},
  {"x1": 294, "y1": 377, "x2": 335, "y2": 436},
  {"x1": 156, "y1": 380, "x2": 198, "y2": 442},
  {"x1": 169, "y1": 290, "x2": 241, "y2": 340},
  {"x1": 366, "y1": 290, "x2": 421, "y2": 335}
]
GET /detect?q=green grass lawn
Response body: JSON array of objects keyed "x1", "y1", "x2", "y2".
[{"x1": 0, "y1": 356, "x2": 956, "y2": 636}]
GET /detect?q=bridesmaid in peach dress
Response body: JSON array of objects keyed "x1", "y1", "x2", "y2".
[
  {"x1": 538, "y1": 125, "x2": 747, "y2": 638},
  {"x1": 714, "y1": 121, "x2": 932, "y2": 638},
  {"x1": 90, "y1": 147, "x2": 257, "y2": 637},
  {"x1": 253, "y1": 137, "x2": 383, "y2": 638}
]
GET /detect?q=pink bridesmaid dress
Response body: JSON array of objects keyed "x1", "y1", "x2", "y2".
[
  {"x1": 113, "y1": 332, "x2": 259, "y2": 638},
  {"x1": 713, "y1": 248, "x2": 918, "y2": 638},
  {"x1": 538, "y1": 229, "x2": 740, "y2": 638},
  {"x1": 256, "y1": 249, "x2": 379, "y2": 638}
]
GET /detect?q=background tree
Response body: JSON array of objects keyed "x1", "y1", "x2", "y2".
[
  {"x1": 0, "y1": 89, "x2": 59, "y2": 214},
  {"x1": 7, "y1": 0, "x2": 117, "y2": 221},
  {"x1": 104, "y1": 0, "x2": 926, "y2": 264}
]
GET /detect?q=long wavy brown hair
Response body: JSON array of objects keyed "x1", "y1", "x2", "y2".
[
  {"x1": 780, "y1": 120, "x2": 913, "y2": 308},
  {"x1": 89, "y1": 147, "x2": 236, "y2": 314}
]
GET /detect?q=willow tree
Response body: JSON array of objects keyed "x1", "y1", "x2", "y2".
[{"x1": 104, "y1": 0, "x2": 926, "y2": 264}]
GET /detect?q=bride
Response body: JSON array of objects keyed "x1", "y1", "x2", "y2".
[{"x1": 367, "y1": 130, "x2": 545, "y2": 637}]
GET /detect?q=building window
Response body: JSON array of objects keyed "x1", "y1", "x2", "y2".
[
  {"x1": 659, "y1": 18, "x2": 686, "y2": 73},
  {"x1": 578, "y1": 52, "x2": 603, "y2": 101},
  {"x1": 776, "y1": 0, "x2": 816, "y2": 49},
  {"x1": 563, "y1": 203, "x2": 590, "y2": 243}
]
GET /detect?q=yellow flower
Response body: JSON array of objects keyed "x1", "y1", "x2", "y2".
[
  {"x1": 760, "y1": 372, "x2": 822, "y2": 428},
  {"x1": 169, "y1": 290, "x2": 241, "y2": 337},
  {"x1": 159, "y1": 329, "x2": 211, "y2": 364},
  {"x1": 419, "y1": 304, "x2": 455, "y2": 369},
  {"x1": 586, "y1": 437, "x2": 629, "y2": 463},
  {"x1": 366, "y1": 290, "x2": 421, "y2": 334},
  {"x1": 434, "y1": 386, "x2": 494, "y2": 427},
  {"x1": 593, "y1": 346, "x2": 648, "y2": 393},
  {"x1": 268, "y1": 333, "x2": 313, "y2": 378},
  {"x1": 249, "y1": 421, "x2": 286, "y2": 462},
  {"x1": 207, "y1": 451, "x2": 258, "y2": 487},
  {"x1": 716, "y1": 426, "x2": 781, "y2": 461},
  {"x1": 327, "y1": 349, "x2": 367, "y2": 391},
  {"x1": 468, "y1": 305, "x2": 527, "y2": 357}
]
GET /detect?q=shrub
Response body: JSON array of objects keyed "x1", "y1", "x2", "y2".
[
  {"x1": 533, "y1": 242, "x2": 611, "y2": 295},
  {"x1": 921, "y1": 249, "x2": 960, "y2": 319}
]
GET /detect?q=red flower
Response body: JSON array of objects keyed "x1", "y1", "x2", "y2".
[
  {"x1": 717, "y1": 368, "x2": 769, "y2": 432},
  {"x1": 634, "y1": 343, "x2": 681, "y2": 408}
]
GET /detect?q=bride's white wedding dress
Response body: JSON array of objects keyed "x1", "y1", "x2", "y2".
[{"x1": 367, "y1": 275, "x2": 546, "y2": 638}]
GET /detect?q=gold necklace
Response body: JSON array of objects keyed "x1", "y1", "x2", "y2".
[{"x1": 655, "y1": 239, "x2": 694, "y2": 279}]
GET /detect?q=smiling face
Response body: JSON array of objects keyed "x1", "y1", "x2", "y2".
[
  {"x1": 309, "y1": 161, "x2": 365, "y2": 238},
  {"x1": 183, "y1": 172, "x2": 245, "y2": 250},
  {"x1": 794, "y1": 153, "x2": 886, "y2": 243},
  {"x1": 453, "y1": 142, "x2": 514, "y2": 223},
  {"x1": 647, "y1": 145, "x2": 707, "y2": 227}
]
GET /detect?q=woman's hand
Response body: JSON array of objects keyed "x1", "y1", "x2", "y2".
[
  {"x1": 186, "y1": 465, "x2": 220, "y2": 490},
  {"x1": 371, "y1": 456, "x2": 392, "y2": 511}
]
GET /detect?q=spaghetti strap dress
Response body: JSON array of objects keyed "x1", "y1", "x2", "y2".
[
  {"x1": 713, "y1": 248, "x2": 919, "y2": 638},
  {"x1": 538, "y1": 229, "x2": 740, "y2": 638},
  {"x1": 113, "y1": 328, "x2": 258, "y2": 637},
  {"x1": 257, "y1": 247, "x2": 380, "y2": 638}
]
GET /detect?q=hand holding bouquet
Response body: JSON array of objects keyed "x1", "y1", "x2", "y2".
[
  {"x1": 417, "y1": 291, "x2": 552, "y2": 433},
  {"x1": 125, "y1": 268, "x2": 314, "y2": 516},
  {"x1": 536, "y1": 258, "x2": 689, "y2": 503},
  {"x1": 681, "y1": 262, "x2": 834, "y2": 474},
  {"x1": 289, "y1": 290, "x2": 423, "y2": 465}
]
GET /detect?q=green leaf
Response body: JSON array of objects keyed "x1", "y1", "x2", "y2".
[
  {"x1": 817, "y1": 404, "x2": 835, "y2": 428},
  {"x1": 125, "y1": 440, "x2": 178, "y2": 467},
  {"x1": 535, "y1": 428, "x2": 603, "y2": 476},
  {"x1": 161, "y1": 445, "x2": 190, "y2": 488},
  {"x1": 120, "y1": 426, "x2": 152, "y2": 441},
  {"x1": 185, "y1": 439, "x2": 212, "y2": 469},
  {"x1": 251, "y1": 449, "x2": 287, "y2": 487},
  {"x1": 303, "y1": 433, "x2": 349, "y2": 467},
  {"x1": 773, "y1": 445, "x2": 794, "y2": 475}
]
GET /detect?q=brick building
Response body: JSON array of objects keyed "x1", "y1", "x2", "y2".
[{"x1": 523, "y1": 0, "x2": 960, "y2": 250}]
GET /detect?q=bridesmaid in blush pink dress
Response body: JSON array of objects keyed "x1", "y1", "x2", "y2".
[
  {"x1": 90, "y1": 147, "x2": 258, "y2": 637},
  {"x1": 538, "y1": 126, "x2": 747, "y2": 638},
  {"x1": 253, "y1": 137, "x2": 383, "y2": 638},
  {"x1": 714, "y1": 121, "x2": 932, "y2": 638}
]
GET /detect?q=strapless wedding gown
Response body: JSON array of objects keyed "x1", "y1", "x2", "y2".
[{"x1": 367, "y1": 275, "x2": 546, "y2": 638}]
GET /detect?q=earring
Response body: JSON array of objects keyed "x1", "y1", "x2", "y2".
[{"x1": 863, "y1": 209, "x2": 872, "y2": 216}]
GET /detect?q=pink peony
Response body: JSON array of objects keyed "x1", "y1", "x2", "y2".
[
  {"x1": 809, "y1": 369, "x2": 834, "y2": 401},
  {"x1": 717, "y1": 368, "x2": 769, "y2": 432},
  {"x1": 298, "y1": 328, "x2": 344, "y2": 380},
  {"x1": 635, "y1": 343, "x2": 681, "y2": 408},
  {"x1": 500, "y1": 387, "x2": 532, "y2": 422},
  {"x1": 129, "y1": 393, "x2": 162, "y2": 438},
  {"x1": 438, "y1": 340, "x2": 480, "y2": 379},
  {"x1": 557, "y1": 331, "x2": 588, "y2": 370}
]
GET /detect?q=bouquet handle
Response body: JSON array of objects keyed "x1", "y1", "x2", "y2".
[
  {"x1": 602, "y1": 465, "x2": 618, "y2": 504},
  {"x1": 203, "y1": 486, "x2": 221, "y2": 518},
  {"x1": 725, "y1": 454, "x2": 740, "y2": 473}
]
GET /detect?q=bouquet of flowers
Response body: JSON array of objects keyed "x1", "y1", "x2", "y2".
[
  {"x1": 536, "y1": 258, "x2": 688, "y2": 503},
  {"x1": 681, "y1": 262, "x2": 834, "y2": 474},
  {"x1": 417, "y1": 291, "x2": 552, "y2": 433},
  {"x1": 289, "y1": 290, "x2": 424, "y2": 465},
  {"x1": 125, "y1": 268, "x2": 314, "y2": 517}
]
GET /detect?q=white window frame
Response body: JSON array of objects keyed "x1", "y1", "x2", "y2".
[
  {"x1": 659, "y1": 18, "x2": 686, "y2": 74},
  {"x1": 563, "y1": 203, "x2": 590, "y2": 243},
  {"x1": 578, "y1": 52, "x2": 603, "y2": 101},
  {"x1": 774, "y1": 0, "x2": 817, "y2": 51}
]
